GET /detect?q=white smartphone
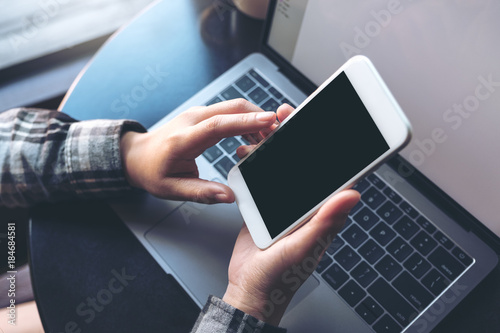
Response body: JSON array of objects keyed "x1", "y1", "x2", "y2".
[{"x1": 228, "y1": 56, "x2": 412, "y2": 249}]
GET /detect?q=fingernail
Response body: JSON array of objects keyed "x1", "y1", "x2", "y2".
[
  {"x1": 215, "y1": 193, "x2": 229, "y2": 203},
  {"x1": 256, "y1": 111, "x2": 276, "y2": 122}
]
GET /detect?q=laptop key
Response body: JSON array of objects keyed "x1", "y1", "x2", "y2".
[
  {"x1": 416, "y1": 215, "x2": 436, "y2": 235},
  {"x1": 268, "y1": 86, "x2": 283, "y2": 99},
  {"x1": 376, "y1": 201, "x2": 403, "y2": 225},
  {"x1": 428, "y1": 247, "x2": 465, "y2": 281},
  {"x1": 452, "y1": 247, "x2": 473, "y2": 266},
  {"x1": 373, "y1": 314, "x2": 402, "y2": 333},
  {"x1": 369, "y1": 278, "x2": 417, "y2": 327},
  {"x1": 387, "y1": 237, "x2": 413, "y2": 262},
  {"x1": 261, "y1": 97, "x2": 280, "y2": 112},
  {"x1": 326, "y1": 236, "x2": 345, "y2": 255},
  {"x1": 352, "y1": 178, "x2": 370, "y2": 193},
  {"x1": 351, "y1": 261, "x2": 378, "y2": 287},
  {"x1": 393, "y1": 271, "x2": 433, "y2": 311},
  {"x1": 206, "y1": 96, "x2": 223, "y2": 105},
  {"x1": 422, "y1": 269, "x2": 450, "y2": 296},
  {"x1": 383, "y1": 187, "x2": 402, "y2": 204},
  {"x1": 342, "y1": 224, "x2": 368, "y2": 249},
  {"x1": 202, "y1": 145, "x2": 223, "y2": 163},
  {"x1": 354, "y1": 207, "x2": 379, "y2": 231},
  {"x1": 221, "y1": 86, "x2": 244, "y2": 100},
  {"x1": 362, "y1": 296, "x2": 384, "y2": 319},
  {"x1": 400, "y1": 200, "x2": 419, "y2": 219},
  {"x1": 404, "y1": 252, "x2": 431, "y2": 279},
  {"x1": 248, "y1": 86, "x2": 269, "y2": 104},
  {"x1": 280, "y1": 98, "x2": 296, "y2": 108},
  {"x1": 248, "y1": 69, "x2": 269, "y2": 87},
  {"x1": 368, "y1": 174, "x2": 385, "y2": 189},
  {"x1": 411, "y1": 230, "x2": 438, "y2": 256},
  {"x1": 334, "y1": 245, "x2": 361, "y2": 271},
  {"x1": 355, "y1": 302, "x2": 377, "y2": 325},
  {"x1": 434, "y1": 230, "x2": 454, "y2": 250},
  {"x1": 359, "y1": 239, "x2": 385, "y2": 265},
  {"x1": 220, "y1": 137, "x2": 240, "y2": 154},
  {"x1": 363, "y1": 187, "x2": 386, "y2": 209},
  {"x1": 393, "y1": 216, "x2": 419, "y2": 240},
  {"x1": 235, "y1": 75, "x2": 256, "y2": 92},
  {"x1": 214, "y1": 157, "x2": 235, "y2": 179},
  {"x1": 370, "y1": 222, "x2": 396, "y2": 247},
  {"x1": 322, "y1": 263, "x2": 349, "y2": 290},
  {"x1": 338, "y1": 280, "x2": 366, "y2": 307},
  {"x1": 375, "y1": 255, "x2": 402, "y2": 281}
]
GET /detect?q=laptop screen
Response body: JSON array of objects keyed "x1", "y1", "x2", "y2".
[{"x1": 266, "y1": 0, "x2": 500, "y2": 238}]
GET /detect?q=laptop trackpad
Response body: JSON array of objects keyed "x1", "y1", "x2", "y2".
[{"x1": 145, "y1": 201, "x2": 318, "y2": 313}]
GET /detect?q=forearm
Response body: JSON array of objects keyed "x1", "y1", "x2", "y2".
[{"x1": 0, "y1": 108, "x2": 146, "y2": 207}]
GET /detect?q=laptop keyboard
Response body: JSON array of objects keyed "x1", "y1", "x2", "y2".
[
  {"x1": 202, "y1": 69, "x2": 296, "y2": 178},
  {"x1": 200, "y1": 68, "x2": 474, "y2": 333},
  {"x1": 318, "y1": 174, "x2": 474, "y2": 332}
]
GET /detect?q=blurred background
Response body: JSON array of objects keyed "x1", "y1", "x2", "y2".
[{"x1": 0, "y1": 0, "x2": 155, "y2": 111}]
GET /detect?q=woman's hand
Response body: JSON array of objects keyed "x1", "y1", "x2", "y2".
[
  {"x1": 120, "y1": 99, "x2": 277, "y2": 204},
  {"x1": 223, "y1": 190, "x2": 360, "y2": 325}
]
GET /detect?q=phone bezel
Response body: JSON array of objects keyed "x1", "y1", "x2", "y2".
[{"x1": 228, "y1": 56, "x2": 412, "y2": 249}]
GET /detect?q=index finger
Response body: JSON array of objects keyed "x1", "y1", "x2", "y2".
[
  {"x1": 181, "y1": 111, "x2": 277, "y2": 157},
  {"x1": 188, "y1": 99, "x2": 265, "y2": 123}
]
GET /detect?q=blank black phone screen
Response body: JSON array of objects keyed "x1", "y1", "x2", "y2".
[{"x1": 239, "y1": 71, "x2": 389, "y2": 238}]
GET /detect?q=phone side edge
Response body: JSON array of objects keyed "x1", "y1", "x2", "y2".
[
  {"x1": 227, "y1": 165, "x2": 273, "y2": 249},
  {"x1": 345, "y1": 55, "x2": 413, "y2": 149}
]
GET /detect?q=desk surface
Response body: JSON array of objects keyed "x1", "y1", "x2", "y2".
[{"x1": 30, "y1": 0, "x2": 500, "y2": 332}]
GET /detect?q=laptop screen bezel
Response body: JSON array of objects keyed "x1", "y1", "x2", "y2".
[{"x1": 260, "y1": 0, "x2": 317, "y2": 95}]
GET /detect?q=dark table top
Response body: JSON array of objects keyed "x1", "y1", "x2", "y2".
[{"x1": 29, "y1": 0, "x2": 500, "y2": 332}]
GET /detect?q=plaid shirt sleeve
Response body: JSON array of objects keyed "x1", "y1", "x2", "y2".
[
  {"x1": 0, "y1": 108, "x2": 146, "y2": 207},
  {"x1": 191, "y1": 296, "x2": 287, "y2": 333}
]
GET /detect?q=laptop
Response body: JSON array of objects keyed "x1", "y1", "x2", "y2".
[{"x1": 109, "y1": 1, "x2": 500, "y2": 332}]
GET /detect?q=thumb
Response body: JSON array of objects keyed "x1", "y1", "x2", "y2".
[
  {"x1": 280, "y1": 190, "x2": 360, "y2": 262},
  {"x1": 157, "y1": 177, "x2": 235, "y2": 204},
  {"x1": 309, "y1": 189, "x2": 361, "y2": 236}
]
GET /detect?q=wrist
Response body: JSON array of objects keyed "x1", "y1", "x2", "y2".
[
  {"x1": 222, "y1": 283, "x2": 288, "y2": 326},
  {"x1": 120, "y1": 130, "x2": 149, "y2": 189}
]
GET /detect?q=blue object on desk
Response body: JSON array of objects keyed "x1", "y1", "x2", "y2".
[{"x1": 61, "y1": 0, "x2": 217, "y2": 128}]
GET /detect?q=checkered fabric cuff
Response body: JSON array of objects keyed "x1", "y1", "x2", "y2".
[
  {"x1": 65, "y1": 118, "x2": 146, "y2": 198},
  {"x1": 191, "y1": 295, "x2": 287, "y2": 333}
]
